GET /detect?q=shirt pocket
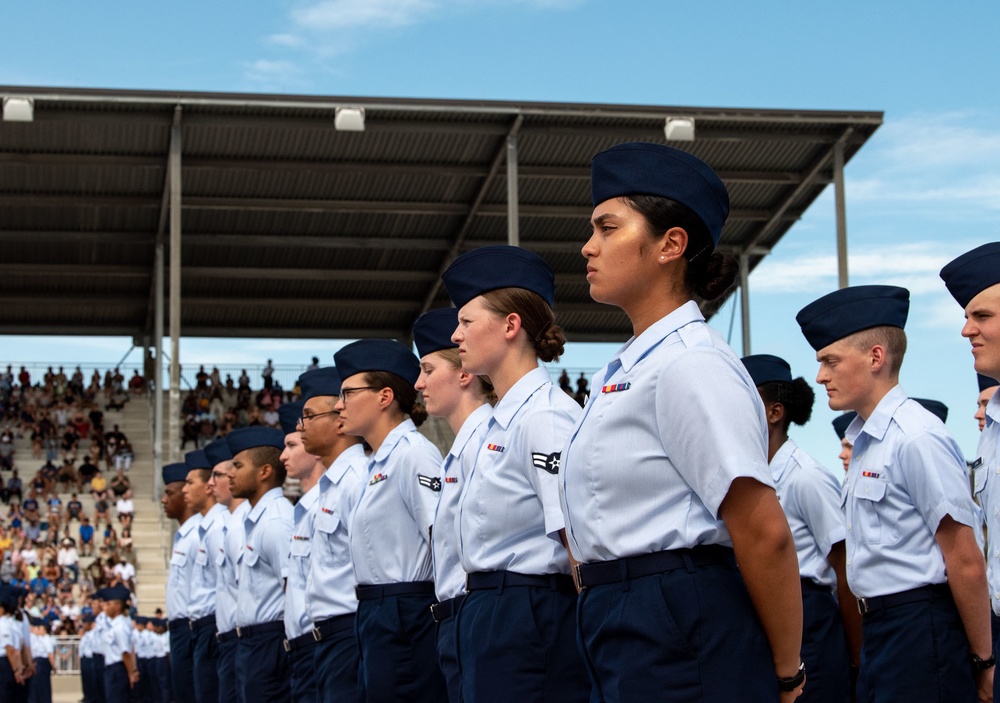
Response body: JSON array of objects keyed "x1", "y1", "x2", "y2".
[
  {"x1": 195, "y1": 549, "x2": 209, "y2": 568},
  {"x1": 169, "y1": 550, "x2": 188, "y2": 569},
  {"x1": 974, "y1": 464, "x2": 989, "y2": 498},
  {"x1": 854, "y1": 475, "x2": 889, "y2": 545},
  {"x1": 290, "y1": 537, "x2": 311, "y2": 559},
  {"x1": 315, "y1": 509, "x2": 341, "y2": 536}
]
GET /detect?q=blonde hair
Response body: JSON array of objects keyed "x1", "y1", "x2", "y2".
[
  {"x1": 848, "y1": 326, "x2": 907, "y2": 376},
  {"x1": 434, "y1": 348, "x2": 497, "y2": 405}
]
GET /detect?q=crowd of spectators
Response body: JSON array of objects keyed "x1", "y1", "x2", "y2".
[{"x1": 0, "y1": 364, "x2": 142, "y2": 637}]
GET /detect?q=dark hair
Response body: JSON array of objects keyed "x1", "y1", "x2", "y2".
[
  {"x1": 624, "y1": 195, "x2": 739, "y2": 301},
  {"x1": 480, "y1": 288, "x2": 565, "y2": 362},
  {"x1": 190, "y1": 468, "x2": 211, "y2": 484},
  {"x1": 758, "y1": 378, "x2": 815, "y2": 430},
  {"x1": 363, "y1": 371, "x2": 428, "y2": 427},
  {"x1": 247, "y1": 445, "x2": 286, "y2": 486}
]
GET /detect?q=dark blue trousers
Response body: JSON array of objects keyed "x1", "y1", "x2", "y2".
[
  {"x1": 103, "y1": 662, "x2": 129, "y2": 703},
  {"x1": 216, "y1": 637, "x2": 241, "y2": 703},
  {"x1": 356, "y1": 593, "x2": 445, "y2": 703},
  {"x1": 1, "y1": 658, "x2": 16, "y2": 703},
  {"x1": 992, "y1": 611, "x2": 1000, "y2": 703},
  {"x1": 313, "y1": 618, "x2": 360, "y2": 702},
  {"x1": 235, "y1": 629, "x2": 289, "y2": 703},
  {"x1": 154, "y1": 657, "x2": 171, "y2": 703},
  {"x1": 288, "y1": 639, "x2": 319, "y2": 703},
  {"x1": 93, "y1": 654, "x2": 106, "y2": 703},
  {"x1": 191, "y1": 623, "x2": 219, "y2": 703},
  {"x1": 28, "y1": 657, "x2": 52, "y2": 703},
  {"x1": 81, "y1": 655, "x2": 95, "y2": 703},
  {"x1": 135, "y1": 658, "x2": 153, "y2": 703},
  {"x1": 577, "y1": 556, "x2": 777, "y2": 703},
  {"x1": 169, "y1": 624, "x2": 195, "y2": 703},
  {"x1": 459, "y1": 582, "x2": 589, "y2": 703},
  {"x1": 857, "y1": 589, "x2": 976, "y2": 702},
  {"x1": 799, "y1": 580, "x2": 850, "y2": 702},
  {"x1": 436, "y1": 609, "x2": 462, "y2": 703}
]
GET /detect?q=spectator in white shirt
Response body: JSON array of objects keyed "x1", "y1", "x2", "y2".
[{"x1": 115, "y1": 496, "x2": 134, "y2": 528}]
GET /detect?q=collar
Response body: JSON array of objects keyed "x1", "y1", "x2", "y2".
[
  {"x1": 321, "y1": 443, "x2": 367, "y2": 489},
  {"x1": 986, "y1": 389, "x2": 1000, "y2": 429},
  {"x1": 199, "y1": 503, "x2": 227, "y2": 534},
  {"x1": 295, "y1": 483, "x2": 320, "y2": 523},
  {"x1": 617, "y1": 300, "x2": 704, "y2": 374},
  {"x1": 492, "y1": 367, "x2": 550, "y2": 430},
  {"x1": 449, "y1": 404, "x2": 493, "y2": 461},
  {"x1": 846, "y1": 384, "x2": 907, "y2": 444},
  {"x1": 371, "y1": 419, "x2": 417, "y2": 466},
  {"x1": 769, "y1": 438, "x2": 798, "y2": 483},
  {"x1": 245, "y1": 487, "x2": 284, "y2": 525},
  {"x1": 177, "y1": 513, "x2": 202, "y2": 537}
]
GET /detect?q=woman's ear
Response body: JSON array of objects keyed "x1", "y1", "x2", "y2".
[{"x1": 656, "y1": 226, "x2": 689, "y2": 266}]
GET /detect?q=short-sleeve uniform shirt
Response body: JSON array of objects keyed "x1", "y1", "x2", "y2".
[
  {"x1": 973, "y1": 390, "x2": 1000, "y2": 613},
  {"x1": 236, "y1": 488, "x2": 293, "y2": 627}
]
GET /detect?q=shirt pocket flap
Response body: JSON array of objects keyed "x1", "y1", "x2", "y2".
[
  {"x1": 974, "y1": 465, "x2": 989, "y2": 496},
  {"x1": 242, "y1": 549, "x2": 260, "y2": 567},
  {"x1": 169, "y1": 550, "x2": 187, "y2": 567},
  {"x1": 195, "y1": 549, "x2": 209, "y2": 566},
  {"x1": 290, "y1": 537, "x2": 311, "y2": 557},
  {"x1": 856, "y1": 476, "x2": 888, "y2": 502},
  {"x1": 315, "y1": 509, "x2": 341, "y2": 534},
  {"x1": 215, "y1": 549, "x2": 226, "y2": 567}
]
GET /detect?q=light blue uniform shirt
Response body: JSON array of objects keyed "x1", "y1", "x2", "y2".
[
  {"x1": 458, "y1": 367, "x2": 580, "y2": 575},
  {"x1": 167, "y1": 513, "x2": 202, "y2": 621},
  {"x1": 561, "y1": 302, "x2": 772, "y2": 562},
  {"x1": 30, "y1": 632, "x2": 54, "y2": 658},
  {"x1": 843, "y1": 385, "x2": 978, "y2": 598},
  {"x1": 103, "y1": 614, "x2": 132, "y2": 666},
  {"x1": 771, "y1": 438, "x2": 846, "y2": 588},
  {"x1": 306, "y1": 444, "x2": 367, "y2": 622},
  {"x1": 973, "y1": 390, "x2": 1000, "y2": 614},
  {"x1": 0, "y1": 615, "x2": 14, "y2": 656},
  {"x1": 236, "y1": 487, "x2": 293, "y2": 627},
  {"x1": 135, "y1": 629, "x2": 155, "y2": 659},
  {"x1": 78, "y1": 629, "x2": 93, "y2": 658},
  {"x1": 349, "y1": 419, "x2": 443, "y2": 585},
  {"x1": 94, "y1": 611, "x2": 112, "y2": 658},
  {"x1": 189, "y1": 503, "x2": 227, "y2": 619},
  {"x1": 434, "y1": 403, "x2": 492, "y2": 601},
  {"x1": 285, "y1": 483, "x2": 319, "y2": 639},
  {"x1": 216, "y1": 501, "x2": 250, "y2": 633}
]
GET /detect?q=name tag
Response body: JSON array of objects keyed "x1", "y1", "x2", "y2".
[{"x1": 972, "y1": 457, "x2": 983, "y2": 471}]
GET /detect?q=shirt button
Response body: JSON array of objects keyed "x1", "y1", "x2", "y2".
[
  {"x1": 995, "y1": 592, "x2": 1000, "y2": 600},
  {"x1": 847, "y1": 524, "x2": 852, "y2": 530},
  {"x1": 846, "y1": 560, "x2": 851, "y2": 566}
]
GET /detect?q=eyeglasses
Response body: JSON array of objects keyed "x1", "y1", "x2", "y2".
[
  {"x1": 298, "y1": 409, "x2": 341, "y2": 425},
  {"x1": 339, "y1": 386, "x2": 379, "y2": 401},
  {"x1": 210, "y1": 471, "x2": 229, "y2": 481}
]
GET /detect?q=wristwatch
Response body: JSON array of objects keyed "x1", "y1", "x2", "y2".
[
  {"x1": 971, "y1": 654, "x2": 996, "y2": 672},
  {"x1": 777, "y1": 662, "x2": 806, "y2": 692}
]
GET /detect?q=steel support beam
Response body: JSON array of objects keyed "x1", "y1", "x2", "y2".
[
  {"x1": 507, "y1": 131, "x2": 519, "y2": 246},
  {"x1": 739, "y1": 251, "x2": 751, "y2": 355},
  {"x1": 168, "y1": 108, "x2": 182, "y2": 464},
  {"x1": 833, "y1": 136, "x2": 849, "y2": 288}
]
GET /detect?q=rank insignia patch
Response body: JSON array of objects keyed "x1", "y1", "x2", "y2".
[
  {"x1": 418, "y1": 475, "x2": 442, "y2": 492},
  {"x1": 369, "y1": 472, "x2": 388, "y2": 486},
  {"x1": 531, "y1": 452, "x2": 561, "y2": 475}
]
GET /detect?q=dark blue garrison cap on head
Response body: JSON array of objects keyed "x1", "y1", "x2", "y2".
[
  {"x1": 980, "y1": 374, "x2": 999, "y2": 393},
  {"x1": 226, "y1": 427, "x2": 285, "y2": 455},
  {"x1": 912, "y1": 398, "x2": 948, "y2": 424},
  {"x1": 278, "y1": 400, "x2": 305, "y2": 436},
  {"x1": 832, "y1": 412, "x2": 857, "y2": 440},
  {"x1": 161, "y1": 462, "x2": 189, "y2": 485},
  {"x1": 298, "y1": 367, "x2": 342, "y2": 400},
  {"x1": 741, "y1": 354, "x2": 792, "y2": 386},
  {"x1": 590, "y1": 142, "x2": 730, "y2": 248},
  {"x1": 413, "y1": 308, "x2": 460, "y2": 358},
  {"x1": 203, "y1": 437, "x2": 233, "y2": 466},
  {"x1": 184, "y1": 449, "x2": 211, "y2": 471},
  {"x1": 940, "y1": 242, "x2": 1000, "y2": 308},
  {"x1": 796, "y1": 285, "x2": 910, "y2": 351},
  {"x1": 441, "y1": 246, "x2": 555, "y2": 309},
  {"x1": 334, "y1": 339, "x2": 421, "y2": 386},
  {"x1": 102, "y1": 585, "x2": 131, "y2": 603}
]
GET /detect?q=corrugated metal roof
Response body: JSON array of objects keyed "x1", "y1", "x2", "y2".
[{"x1": 0, "y1": 85, "x2": 881, "y2": 341}]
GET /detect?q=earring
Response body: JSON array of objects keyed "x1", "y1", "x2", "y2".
[{"x1": 659, "y1": 255, "x2": 665, "y2": 261}]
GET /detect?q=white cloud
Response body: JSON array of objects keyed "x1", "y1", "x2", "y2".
[
  {"x1": 290, "y1": 0, "x2": 438, "y2": 31},
  {"x1": 243, "y1": 59, "x2": 307, "y2": 88},
  {"x1": 266, "y1": 33, "x2": 307, "y2": 48}
]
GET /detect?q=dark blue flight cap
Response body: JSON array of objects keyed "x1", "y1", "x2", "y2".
[
  {"x1": 0, "y1": 584, "x2": 19, "y2": 612},
  {"x1": 152, "y1": 618, "x2": 166, "y2": 628},
  {"x1": 29, "y1": 616, "x2": 46, "y2": 627},
  {"x1": 940, "y1": 242, "x2": 1000, "y2": 308},
  {"x1": 334, "y1": 339, "x2": 421, "y2": 386},
  {"x1": 741, "y1": 354, "x2": 792, "y2": 386},
  {"x1": 413, "y1": 308, "x2": 459, "y2": 358},
  {"x1": 979, "y1": 374, "x2": 999, "y2": 393},
  {"x1": 441, "y1": 246, "x2": 555, "y2": 309},
  {"x1": 298, "y1": 367, "x2": 342, "y2": 400},
  {"x1": 161, "y1": 462, "x2": 189, "y2": 485},
  {"x1": 134, "y1": 616, "x2": 148, "y2": 626},
  {"x1": 226, "y1": 426, "x2": 284, "y2": 455},
  {"x1": 203, "y1": 437, "x2": 233, "y2": 466},
  {"x1": 82, "y1": 613, "x2": 96, "y2": 623},
  {"x1": 591, "y1": 142, "x2": 730, "y2": 248},
  {"x1": 912, "y1": 398, "x2": 948, "y2": 423},
  {"x1": 278, "y1": 400, "x2": 305, "y2": 436},
  {"x1": 184, "y1": 449, "x2": 211, "y2": 471},
  {"x1": 832, "y1": 412, "x2": 857, "y2": 440},
  {"x1": 103, "y1": 585, "x2": 131, "y2": 603},
  {"x1": 796, "y1": 285, "x2": 910, "y2": 351}
]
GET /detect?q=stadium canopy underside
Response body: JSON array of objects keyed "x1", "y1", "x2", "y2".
[{"x1": 0, "y1": 86, "x2": 882, "y2": 346}]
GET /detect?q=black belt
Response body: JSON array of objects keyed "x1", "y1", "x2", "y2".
[
  {"x1": 311, "y1": 613, "x2": 355, "y2": 641},
  {"x1": 235, "y1": 621, "x2": 285, "y2": 638},
  {"x1": 355, "y1": 581, "x2": 435, "y2": 601},
  {"x1": 575, "y1": 545, "x2": 733, "y2": 589},
  {"x1": 466, "y1": 571, "x2": 575, "y2": 593},
  {"x1": 856, "y1": 583, "x2": 952, "y2": 616},
  {"x1": 189, "y1": 614, "x2": 216, "y2": 631},
  {"x1": 800, "y1": 577, "x2": 832, "y2": 593},
  {"x1": 430, "y1": 595, "x2": 466, "y2": 623},
  {"x1": 216, "y1": 629, "x2": 238, "y2": 643},
  {"x1": 168, "y1": 618, "x2": 189, "y2": 632},
  {"x1": 283, "y1": 630, "x2": 319, "y2": 653}
]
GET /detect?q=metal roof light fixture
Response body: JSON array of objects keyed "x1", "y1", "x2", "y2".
[
  {"x1": 664, "y1": 116, "x2": 695, "y2": 141},
  {"x1": 334, "y1": 106, "x2": 365, "y2": 131},
  {"x1": 2, "y1": 97, "x2": 34, "y2": 122}
]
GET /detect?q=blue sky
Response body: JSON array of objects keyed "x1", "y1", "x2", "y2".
[{"x1": 2, "y1": 0, "x2": 999, "y2": 468}]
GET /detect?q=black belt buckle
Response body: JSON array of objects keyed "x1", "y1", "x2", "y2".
[
  {"x1": 235, "y1": 626, "x2": 243, "y2": 638},
  {"x1": 312, "y1": 627, "x2": 323, "y2": 642},
  {"x1": 282, "y1": 639, "x2": 291, "y2": 652},
  {"x1": 430, "y1": 602, "x2": 442, "y2": 623},
  {"x1": 856, "y1": 597, "x2": 870, "y2": 615},
  {"x1": 188, "y1": 618, "x2": 195, "y2": 631}
]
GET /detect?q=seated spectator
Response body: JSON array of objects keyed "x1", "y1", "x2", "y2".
[
  {"x1": 46, "y1": 494, "x2": 62, "y2": 530},
  {"x1": 21, "y1": 541, "x2": 39, "y2": 566},
  {"x1": 78, "y1": 517, "x2": 94, "y2": 556},
  {"x1": 112, "y1": 556, "x2": 136, "y2": 591},
  {"x1": 94, "y1": 497, "x2": 109, "y2": 524},
  {"x1": 128, "y1": 370, "x2": 145, "y2": 395},
  {"x1": 40, "y1": 557, "x2": 61, "y2": 585},
  {"x1": 114, "y1": 495, "x2": 133, "y2": 527},
  {"x1": 57, "y1": 538, "x2": 79, "y2": 583},
  {"x1": 90, "y1": 471, "x2": 108, "y2": 501},
  {"x1": 77, "y1": 457, "x2": 99, "y2": 487},
  {"x1": 56, "y1": 458, "x2": 80, "y2": 492},
  {"x1": 30, "y1": 572, "x2": 51, "y2": 596},
  {"x1": 5, "y1": 470, "x2": 22, "y2": 505},
  {"x1": 65, "y1": 494, "x2": 83, "y2": 522},
  {"x1": 109, "y1": 469, "x2": 130, "y2": 498},
  {"x1": 113, "y1": 441, "x2": 133, "y2": 472},
  {"x1": 181, "y1": 415, "x2": 199, "y2": 449},
  {"x1": 23, "y1": 519, "x2": 41, "y2": 542},
  {"x1": 30, "y1": 470, "x2": 48, "y2": 499},
  {"x1": 0, "y1": 525, "x2": 12, "y2": 555},
  {"x1": 262, "y1": 406, "x2": 280, "y2": 428},
  {"x1": 119, "y1": 527, "x2": 133, "y2": 559},
  {"x1": 23, "y1": 495, "x2": 40, "y2": 521}
]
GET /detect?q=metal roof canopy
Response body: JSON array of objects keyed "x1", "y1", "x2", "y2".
[{"x1": 0, "y1": 86, "x2": 881, "y2": 346}]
